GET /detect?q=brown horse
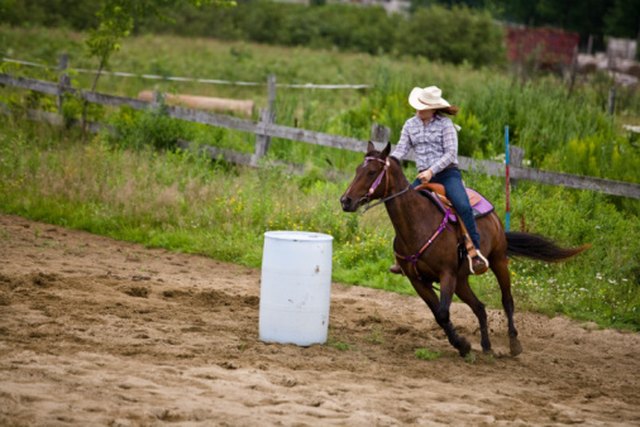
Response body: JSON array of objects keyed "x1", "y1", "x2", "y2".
[{"x1": 340, "y1": 142, "x2": 588, "y2": 357}]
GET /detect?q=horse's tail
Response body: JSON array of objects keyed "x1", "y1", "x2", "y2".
[{"x1": 505, "y1": 232, "x2": 590, "y2": 262}]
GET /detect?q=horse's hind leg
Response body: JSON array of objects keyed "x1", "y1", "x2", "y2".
[
  {"x1": 455, "y1": 275, "x2": 491, "y2": 353},
  {"x1": 491, "y1": 257, "x2": 522, "y2": 356}
]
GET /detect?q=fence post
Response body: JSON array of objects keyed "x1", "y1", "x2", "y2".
[
  {"x1": 152, "y1": 90, "x2": 163, "y2": 108},
  {"x1": 509, "y1": 145, "x2": 524, "y2": 186},
  {"x1": 608, "y1": 87, "x2": 616, "y2": 116},
  {"x1": 253, "y1": 74, "x2": 276, "y2": 166},
  {"x1": 567, "y1": 45, "x2": 578, "y2": 97},
  {"x1": 509, "y1": 145, "x2": 525, "y2": 231},
  {"x1": 57, "y1": 53, "x2": 69, "y2": 116}
]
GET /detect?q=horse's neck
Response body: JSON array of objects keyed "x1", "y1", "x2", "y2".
[{"x1": 384, "y1": 169, "x2": 443, "y2": 249}]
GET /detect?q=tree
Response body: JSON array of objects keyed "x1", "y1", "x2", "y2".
[
  {"x1": 410, "y1": 0, "x2": 635, "y2": 45},
  {"x1": 81, "y1": 0, "x2": 235, "y2": 138},
  {"x1": 605, "y1": 0, "x2": 640, "y2": 40}
]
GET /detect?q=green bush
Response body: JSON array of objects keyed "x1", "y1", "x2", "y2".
[
  {"x1": 395, "y1": 5, "x2": 505, "y2": 68},
  {"x1": 166, "y1": 2, "x2": 503, "y2": 66},
  {"x1": 0, "y1": 1, "x2": 506, "y2": 68},
  {"x1": 543, "y1": 134, "x2": 640, "y2": 182},
  {"x1": 107, "y1": 104, "x2": 191, "y2": 151}
]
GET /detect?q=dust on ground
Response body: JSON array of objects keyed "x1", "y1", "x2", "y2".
[{"x1": 0, "y1": 214, "x2": 638, "y2": 426}]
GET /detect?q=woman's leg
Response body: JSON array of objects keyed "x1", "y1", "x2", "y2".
[
  {"x1": 432, "y1": 169, "x2": 480, "y2": 248},
  {"x1": 432, "y1": 169, "x2": 488, "y2": 274}
]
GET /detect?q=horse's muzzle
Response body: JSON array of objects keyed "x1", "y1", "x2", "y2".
[{"x1": 340, "y1": 195, "x2": 357, "y2": 212}]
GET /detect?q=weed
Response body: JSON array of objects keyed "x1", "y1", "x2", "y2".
[
  {"x1": 327, "y1": 339, "x2": 351, "y2": 351},
  {"x1": 464, "y1": 352, "x2": 477, "y2": 364},
  {"x1": 366, "y1": 326, "x2": 385, "y2": 345},
  {"x1": 415, "y1": 347, "x2": 441, "y2": 361}
]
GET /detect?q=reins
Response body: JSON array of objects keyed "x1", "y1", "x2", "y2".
[{"x1": 361, "y1": 185, "x2": 411, "y2": 212}]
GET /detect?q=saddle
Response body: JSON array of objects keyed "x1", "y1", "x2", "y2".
[
  {"x1": 392, "y1": 182, "x2": 494, "y2": 276},
  {"x1": 415, "y1": 182, "x2": 494, "y2": 221}
]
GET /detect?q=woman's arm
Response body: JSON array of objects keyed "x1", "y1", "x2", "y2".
[{"x1": 390, "y1": 121, "x2": 411, "y2": 160}]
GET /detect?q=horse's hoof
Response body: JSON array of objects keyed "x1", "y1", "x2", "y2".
[
  {"x1": 509, "y1": 337, "x2": 523, "y2": 356},
  {"x1": 458, "y1": 340, "x2": 472, "y2": 357}
]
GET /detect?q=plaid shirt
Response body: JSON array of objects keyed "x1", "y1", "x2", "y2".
[{"x1": 391, "y1": 113, "x2": 458, "y2": 175}]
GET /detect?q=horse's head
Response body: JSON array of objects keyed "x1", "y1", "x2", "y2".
[{"x1": 340, "y1": 141, "x2": 392, "y2": 212}]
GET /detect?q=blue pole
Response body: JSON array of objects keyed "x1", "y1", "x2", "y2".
[{"x1": 505, "y1": 125, "x2": 510, "y2": 232}]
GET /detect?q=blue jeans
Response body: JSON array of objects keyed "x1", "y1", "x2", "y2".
[{"x1": 412, "y1": 167, "x2": 481, "y2": 249}]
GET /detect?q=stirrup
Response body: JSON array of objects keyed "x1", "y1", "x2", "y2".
[{"x1": 468, "y1": 251, "x2": 489, "y2": 275}]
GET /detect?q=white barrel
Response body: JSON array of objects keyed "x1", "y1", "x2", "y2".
[{"x1": 259, "y1": 231, "x2": 333, "y2": 346}]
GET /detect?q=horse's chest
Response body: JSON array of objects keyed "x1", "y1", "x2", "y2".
[{"x1": 394, "y1": 232, "x2": 459, "y2": 282}]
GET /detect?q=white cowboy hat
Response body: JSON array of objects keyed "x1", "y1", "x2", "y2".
[{"x1": 408, "y1": 86, "x2": 451, "y2": 111}]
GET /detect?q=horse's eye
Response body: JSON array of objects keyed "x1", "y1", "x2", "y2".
[{"x1": 367, "y1": 170, "x2": 377, "y2": 176}]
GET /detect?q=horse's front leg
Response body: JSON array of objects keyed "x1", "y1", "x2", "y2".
[
  {"x1": 410, "y1": 273, "x2": 471, "y2": 357},
  {"x1": 455, "y1": 273, "x2": 491, "y2": 353},
  {"x1": 437, "y1": 272, "x2": 472, "y2": 357}
]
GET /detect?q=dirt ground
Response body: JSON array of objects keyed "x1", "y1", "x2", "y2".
[{"x1": 1, "y1": 214, "x2": 639, "y2": 426}]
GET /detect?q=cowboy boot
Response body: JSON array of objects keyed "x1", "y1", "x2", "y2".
[{"x1": 458, "y1": 223, "x2": 489, "y2": 275}]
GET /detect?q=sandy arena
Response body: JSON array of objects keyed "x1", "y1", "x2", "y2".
[{"x1": 0, "y1": 214, "x2": 638, "y2": 426}]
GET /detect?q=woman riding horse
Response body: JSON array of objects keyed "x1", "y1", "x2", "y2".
[
  {"x1": 340, "y1": 131, "x2": 588, "y2": 358},
  {"x1": 390, "y1": 85, "x2": 489, "y2": 275}
]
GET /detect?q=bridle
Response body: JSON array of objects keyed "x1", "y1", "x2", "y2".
[
  {"x1": 359, "y1": 156, "x2": 411, "y2": 213},
  {"x1": 364, "y1": 156, "x2": 389, "y2": 196}
]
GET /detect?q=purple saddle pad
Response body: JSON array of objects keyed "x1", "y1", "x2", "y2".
[{"x1": 418, "y1": 188, "x2": 494, "y2": 223}]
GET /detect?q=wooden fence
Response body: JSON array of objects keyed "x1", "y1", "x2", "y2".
[{"x1": 1, "y1": 72, "x2": 639, "y2": 200}]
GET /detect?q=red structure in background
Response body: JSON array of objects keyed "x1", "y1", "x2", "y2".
[{"x1": 506, "y1": 26, "x2": 580, "y2": 68}]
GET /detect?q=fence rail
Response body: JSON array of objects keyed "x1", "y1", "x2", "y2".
[
  {"x1": 1, "y1": 72, "x2": 639, "y2": 199},
  {"x1": 1, "y1": 57, "x2": 371, "y2": 89}
]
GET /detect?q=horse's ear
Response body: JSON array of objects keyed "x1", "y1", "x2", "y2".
[
  {"x1": 381, "y1": 142, "x2": 391, "y2": 158},
  {"x1": 367, "y1": 141, "x2": 375, "y2": 153}
]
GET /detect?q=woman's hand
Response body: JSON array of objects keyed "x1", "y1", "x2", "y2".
[{"x1": 417, "y1": 169, "x2": 433, "y2": 183}]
